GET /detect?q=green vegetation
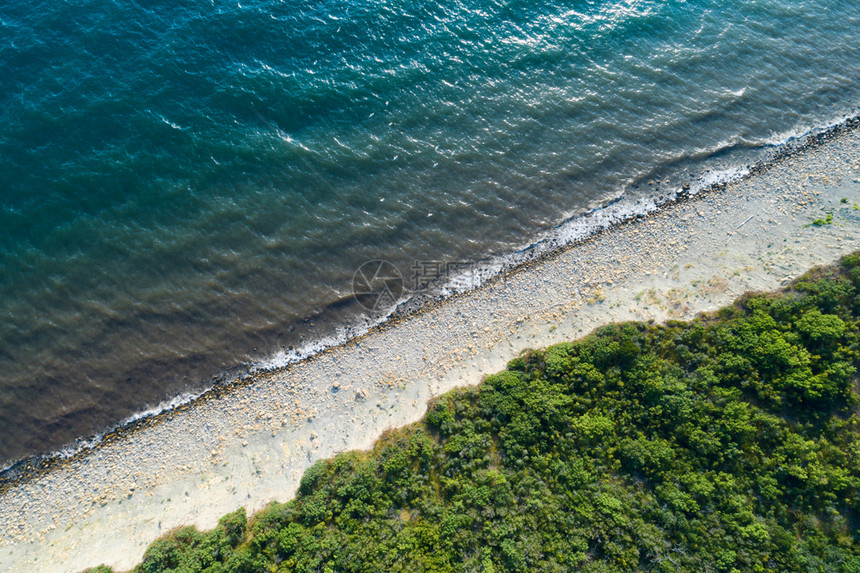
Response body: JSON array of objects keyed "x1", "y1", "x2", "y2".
[
  {"x1": 811, "y1": 213, "x2": 834, "y2": 227},
  {"x1": 91, "y1": 254, "x2": 860, "y2": 572}
]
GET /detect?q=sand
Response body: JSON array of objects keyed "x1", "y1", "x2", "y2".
[{"x1": 1, "y1": 123, "x2": 859, "y2": 573}]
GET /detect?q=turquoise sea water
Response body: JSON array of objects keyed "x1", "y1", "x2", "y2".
[{"x1": 0, "y1": 0, "x2": 858, "y2": 467}]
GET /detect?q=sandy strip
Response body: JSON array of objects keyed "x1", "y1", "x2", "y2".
[{"x1": 2, "y1": 125, "x2": 859, "y2": 573}]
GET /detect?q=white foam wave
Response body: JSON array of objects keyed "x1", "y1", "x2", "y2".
[
  {"x1": 758, "y1": 110, "x2": 859, "y2": 147},
  {"x1": 691, "y1": 165, "x2": 750, "y2": 194},
  {"x1": 432, "y1": 158, "x2": 761, "y2": 299},
  {"x1": 0, "y1": 389, "x2": 215, "y2": 475},
  {"x1": 251, "y1": 296, "x2": 410, "y2": 372}
]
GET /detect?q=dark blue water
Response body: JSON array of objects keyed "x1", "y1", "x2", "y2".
[{"x1": 1, "y1": 0, "x2": 858, "y2": 467}]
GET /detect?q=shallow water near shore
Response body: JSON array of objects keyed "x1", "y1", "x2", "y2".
[{"x1": 1, "y1": 0, "x2": 859, "y2": 468}]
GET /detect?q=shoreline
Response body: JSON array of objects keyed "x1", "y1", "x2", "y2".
[
  {"x1": 1, "y1": 120, "x2": 859, "y2": 572},
  {"x1": 2, "y1": 113, "x2": 857, "y2": 486}
]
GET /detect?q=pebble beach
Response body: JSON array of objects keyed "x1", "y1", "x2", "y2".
[{"x1": 1, "y1": 122, "x2": 859, "y2": 573}]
